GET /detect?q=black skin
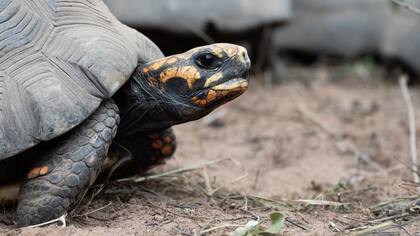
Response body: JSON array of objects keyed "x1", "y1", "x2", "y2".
[{"x1": 14, "y1": 44, "x2": 250, "y2": 226}]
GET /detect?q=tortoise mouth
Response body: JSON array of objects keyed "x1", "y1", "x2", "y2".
[
  {"x1": 210, "y1": 78, "x2": 249, "y2": 91},
  {"x1": 209, "y1": 78, "x2": 249, "y2": 106},
  {"x1": 191, "y1": 77, "x2": 249, "y2": 108}
]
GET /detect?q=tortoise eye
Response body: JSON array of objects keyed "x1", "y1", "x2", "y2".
[{"x1": 196, "y1": 53, "x2": 222, "y2": 69}]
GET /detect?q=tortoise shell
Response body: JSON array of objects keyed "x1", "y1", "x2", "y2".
[{"x1": 0, "y1": 0, "x2": 162, "y2": 159}]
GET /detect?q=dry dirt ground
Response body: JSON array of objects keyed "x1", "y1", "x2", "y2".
[{"x1": 1, "y1": 64, "x2": 420, "y2": 235}]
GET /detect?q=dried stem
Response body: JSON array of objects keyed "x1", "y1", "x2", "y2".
[
  {"x1": 392, "y1": 0, "x2": 420, "y2": 15},
  {"x1": 24, "y1": 214, "x2": 67, "y2": 228},
  {"x1": 399, "y1": 76, "x2": 419, "y2": 184}
]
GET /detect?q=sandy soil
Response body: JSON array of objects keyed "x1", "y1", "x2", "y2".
[{"x1": 1, "y1": 65, "x2": 420, "y2": 235}]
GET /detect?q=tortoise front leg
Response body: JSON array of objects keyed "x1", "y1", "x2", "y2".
[
  {"x1": 16, "y1": 100, "x2": 119, "y2": 227},
  {"x1": 111, "y1": 128, "x2": 177, "y2": 178}
]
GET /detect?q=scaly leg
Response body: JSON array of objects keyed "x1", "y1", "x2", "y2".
[{"x1": 16, "y1": 100, "x2": 119, "y2": 227}]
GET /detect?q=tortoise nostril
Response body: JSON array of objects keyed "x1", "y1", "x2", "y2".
[
  {"x1": 237, "y1": 49, "x2": 250, "y2": 68},
  {"x1": 239, "y1": 51, "x2": 246, "y2": 60}
]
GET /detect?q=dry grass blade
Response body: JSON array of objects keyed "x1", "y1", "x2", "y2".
[
  {"x1": 208, "y1": 172, "x2": 248, "y2": 196},
  {"x1": 348, "y1": 220, "x2": 400, "y2": 236},
  {"x1": 392, "y1": 0, "x2": 420, "y2": 15},
  {"x1": 201, "y1": 167, "x2": 214, "y2": 196},
  {"x1": 248, "y1": 195, "x2": 290, "y2": 208},
  {"x1": 348, "y1": 216, "x2": 420, "y2": 236},
  {"x1": 293, "y1": 199, "x2": 348, "y2": 207},
  {"x1": 24, "y1": 214, "x2": 67, "y2": 228},
  {"x1": 399, "y1": 76, "x2": 419, "y2": 184},
  {"x1": 116, "y1": 158, "x2": 231, "y2": 183},
  {"x1": 74, "y1": 202, "x2": 112, "y2": 218},
  {"x1": 199, "y1": 224, "x2": 243, "y2": 235},
  {"x1": 207, "y1": 159, "x2": 249, "y2": 196}
]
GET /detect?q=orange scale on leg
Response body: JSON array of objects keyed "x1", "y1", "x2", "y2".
[
  {"x1": 161, "y1": 145, "x2": 174, "y2": 157},
  {"x1": 151, "y1": 139, "x2": 163, "y2": 149},
  {"x1": 163, "y1": 136, "x2": 173, "y2": 144}
]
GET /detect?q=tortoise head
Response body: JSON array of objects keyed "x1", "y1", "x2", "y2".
[{"x1": 117, "y1": 43, "x2": 250, "y2": 134}]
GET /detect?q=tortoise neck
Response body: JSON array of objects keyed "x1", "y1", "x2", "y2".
[{"x1": 113, "y1": 72, "x2": 200, "y2": 137}]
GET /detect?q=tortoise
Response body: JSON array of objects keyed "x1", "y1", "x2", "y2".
[{"x1": 0, "y1": 0, "x2": 250, "y2": 227}]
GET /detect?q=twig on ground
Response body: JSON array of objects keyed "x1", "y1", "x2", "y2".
[
  {"x1": 74, "y1": 202, "x2": 112, "y2": 218},
  {"x1": 252, "y1": 169, "x2": 261, "y2": 190},
  {"x1": 72, "y1": 184, "x2": 105, "y2": 215},
  {"x1": 248, "y1": 195, "x2": 289, "y2": 208},
  {"x1": 208, "y1": 172, "x2": 248, "y2": 197},
  {"x1": 392, "y1": 0, "x2": 420, "y2": 15},
  {"x1": 347, "y1": 216, "x2": 420, "y2": 236},
  {"x1": 285, "y1": 218, "x2": 308, "y2": 231},
  {"x1": 399, "y1": 76, "x2": 419, "y2": 184},
  {"x1": 24, "y1": 214, "x2": 67, "y2": 228},
  {"x1": 201, "y1": 167, "x2": 213, "y2": 196},
  {"x1": 242, "y1": 193, "x2": 249, "y2": 212},
  {"x1": 116, "y1": 158, "x2": 231, "y2": 183},
  {"x1": 199, "y1": 224, "x2": 243, "y2": 235},
  {"x1": 400, "y1": 225, "x2": 415, "y2": 236},
  {"x1": 347, "y1": 220, "x2": 398, "y2": 236}
]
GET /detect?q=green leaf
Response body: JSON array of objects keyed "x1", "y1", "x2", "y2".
[{"x1": 260, "y1": 212, "x2": 285, "y2": 235}]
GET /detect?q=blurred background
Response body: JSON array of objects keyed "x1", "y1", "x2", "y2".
[{"x1": 104, "y1": 0, "x2": 420, "y2": 83}]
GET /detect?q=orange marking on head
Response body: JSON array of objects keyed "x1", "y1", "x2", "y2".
[
  {"x1": 206, "y1": 90, "x2": 217, "y2": 103},
  {"x1": 142, "y1": 67, "x2": 149, "y2": 73},
  {"x1": 192, "y1": 90, "x2": 218, "y2": 107},
  {"x1": 161, "y1": 145, "x2": 173, "y2": 156},
  {"x1": 149, "y1": 60, "x2": 166, "y2": 71},
  {"x1": 192, "y1": 97, "x2": 207, "y2": 107},
  {"x1": 160, "y1": 66, "x2": 201, "y2": 89}
]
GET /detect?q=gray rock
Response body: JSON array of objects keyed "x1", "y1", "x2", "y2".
[
  {"x1": 272, "y1": 0, "x2": 391, "y2": 58},
  {"x1": 381, "y1": 4, "x2": 420, "y2": 75},
  {"x1": 104, "y1": 0, "x2": 292, "y2": 33}
]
